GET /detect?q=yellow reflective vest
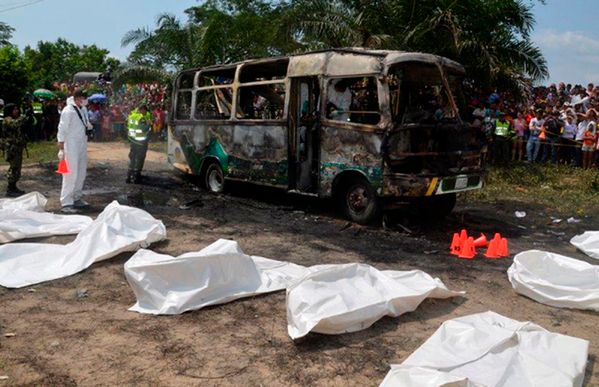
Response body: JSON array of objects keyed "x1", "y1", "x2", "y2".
[
  {"x1": 127, "y1": 110, "x2": 152, "y2": 143},
  {"x1": 32, "y1": 102, "x2": 43, "y2": 115}
]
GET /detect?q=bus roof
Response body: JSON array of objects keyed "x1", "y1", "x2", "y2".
[{"x1": 178, "y1": 48, "x2": 465, "y2": 80}]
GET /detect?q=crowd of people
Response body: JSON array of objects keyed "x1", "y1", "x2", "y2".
[
  {"x1": 466, "y1": 82, "x2": 599, "y2": 169},
  {"x1": 1, "y1": 81, "x2": 169, "y2": 144},
  {"x1": 1, "y1": 87, "x2": 155, "y2": 207}
]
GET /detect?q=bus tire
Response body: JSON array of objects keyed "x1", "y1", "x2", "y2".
[
  {"x1": 417, "y1": 193, "x2": 456, "y2": 219},
  {"x1": 341, "y1": 177, "x2": 381, "y2": 225},
  {"x1": 204, "y1": 162, "x2": 225, "y2": 193}
]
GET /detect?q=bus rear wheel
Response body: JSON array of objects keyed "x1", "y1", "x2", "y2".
[
  {"x1": 204, "y1": 162, "x2": 225, "y2": 193},
  {"x1": 341, "y1": 177, "x2": 381, "y2": 225}
]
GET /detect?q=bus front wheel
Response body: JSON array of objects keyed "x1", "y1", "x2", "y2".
[
  {"x1": 341, "y1": 177, "x2": 381, "y2": 225},
  {"x1": 204, "y1": 162, "x2": 225, "y2": 193}
]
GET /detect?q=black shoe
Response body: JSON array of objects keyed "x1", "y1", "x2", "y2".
[
  {"x1": 73, "y1": 199, "x2": 90, "y2": 209},
  {"x1": 126, "y1": 176, "x2": 132, "y2": 184},
  {"x1": 6, "y1": 184, "x2": 25, "y2": 197}
]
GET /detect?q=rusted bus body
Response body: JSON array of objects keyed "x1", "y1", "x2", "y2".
[{"x1": 169, "y1": 49, "x2": 484, "y2": 222}]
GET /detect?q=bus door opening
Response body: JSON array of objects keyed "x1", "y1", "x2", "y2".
[{"x1": 290, "y1": 77, "x2": 320, "y2": 193}]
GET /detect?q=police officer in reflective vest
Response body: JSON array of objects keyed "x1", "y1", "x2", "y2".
[
  {"x1": 493, "y1": 112, "x2": 513, "y2": 164},
  {"x1": 126, "y1": 105, "x2": 152, "y2": 184}
]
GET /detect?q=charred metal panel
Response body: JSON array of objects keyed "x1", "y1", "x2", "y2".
[
  {"x1": 319, "y1": 125, "x2": 384, "y2": 196},
  {"x1": 287, "y1": 53, "x2": 328, "y2": 77},
  {"x1": 382, "y1": 174, "x2": 432, "y2": 197},
  {"x1": 384, "y1": 53, "x2": 465, "y2": 75},
  {"x1": 171, "y1": 122, "x2": 288, "y2": 186},
  {"x1": 326, "y1": 53, "x2": 383, "y2": 76}
]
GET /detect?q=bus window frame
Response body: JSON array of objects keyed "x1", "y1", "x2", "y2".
[
  {"x1": 233, "y1": 61, "x2": 289, "y2": 123},
  {"x1": 320, "y1": 75, "x2": 386, "y2": 132}
]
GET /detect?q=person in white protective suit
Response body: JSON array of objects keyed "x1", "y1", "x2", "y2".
[{"x1": 57, "y1": 89, "x2": 93, "y2": 213}]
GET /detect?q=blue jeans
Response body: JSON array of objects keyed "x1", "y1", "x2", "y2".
[{"x1": 526, "y1": 136, "x2": 541, "y2": 162}]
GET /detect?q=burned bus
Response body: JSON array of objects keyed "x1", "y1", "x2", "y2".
[{"x1": 168, "y1": 49, "x2": 484, "y2": 224}]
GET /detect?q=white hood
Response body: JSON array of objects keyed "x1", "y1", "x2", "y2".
[{"x1": 66, "y1": 96, "x2": 76, "y2": 106}]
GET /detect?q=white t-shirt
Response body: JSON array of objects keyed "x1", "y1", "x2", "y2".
[
  {"x1": 576, "y1": 120, "x2": 589, "y2": 141},
  {"x1": 529, "y1": 118, "x2": 544, "y2": 137}
]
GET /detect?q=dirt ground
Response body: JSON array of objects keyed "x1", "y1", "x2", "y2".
[{"x1": 1, "y1": 141, "x2": 598, "y2": 386}]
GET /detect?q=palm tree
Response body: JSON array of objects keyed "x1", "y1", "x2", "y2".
[
  {"x1": 0, "y1": 21, "x2": 14, "y2": 46},
  {"x1": 122, "y1": 13, "x2": 204, "y2": 70},
  {"x1": 289, "y1": 0, "x2": 548, "y2": 95}
]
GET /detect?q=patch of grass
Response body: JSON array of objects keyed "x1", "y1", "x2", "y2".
[
  {"x1": 465, "y1": 163, "x2": 599, "y2": 215},
  {"x1": 0, "y1": 141, "x2": 58, "y2": 167}
]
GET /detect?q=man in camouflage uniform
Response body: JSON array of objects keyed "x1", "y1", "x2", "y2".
[
  {"x1": 126, "y1": 104, "x2": 152, "y2": 184},
  {"x1": 2, "y1": 103, "x2": 29, "y2": 197}
]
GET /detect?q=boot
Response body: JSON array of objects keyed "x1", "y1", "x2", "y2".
[{"x1": 6, "y1": 182, "x2": 25, "y2": 197}]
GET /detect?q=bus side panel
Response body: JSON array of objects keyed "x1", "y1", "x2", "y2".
[
  {"x1": 169, "y1": 122, "x2": 289, "y2": 187},
  {"x1": 318, "y1": 125, "x2": 384, "y2": 197},
  {"x1": 228, "y1": 124, "x2": 288, "y2": 186},
  {"x1": 168, "y1": 123, "x2": 208, "y2": 174}
]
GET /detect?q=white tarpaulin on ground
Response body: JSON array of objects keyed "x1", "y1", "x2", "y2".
[
  {"x1": 0, "y1": 201, "x2": 166, "y2": 288},
  {"x1": 571, "y1": 231, "x2": 599, "y2": 259},
  {"x1": 380, "y1": 366, "x2": 484, "y2": 387},
  {"x1": 125, "y1": 239, "x2": 309, "y2": 315},
  {"x1": 0, "y1": 209, "x2": 93, "y2": 243},
  {"x1": 0, "y1": 192, "x2": 47, "y2": 211},
  {"x1": 0, "y1": 192, "x2": 92, "y2": 243},
  {"x1": 286, "y1": 263, "x2": 463, "y2": 339},
  {"x1": 380, "y1": 311, "x2": 589, "y2": 387},
  {"x1": 507, "y1": 250, "x2": 599, "y2": 311}
]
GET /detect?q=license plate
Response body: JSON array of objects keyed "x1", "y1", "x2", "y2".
[{"x1": 455, "y1": 176, "x2": 468, "y2": 190}]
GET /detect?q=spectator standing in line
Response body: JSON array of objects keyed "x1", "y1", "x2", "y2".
[
  {"x1": 541, "y1": 111, "x2": 563, "y2": 163},
  {"x1": 88, "y1": 103, "x2": 102, "y2": 142},
  {"x1": 527, "y1": 110, "x2": 544, "y2": 162},
  {"x1": 512, "y1": 112, "x2": 527, "y2": 161},
  {"x1": 575, "y1": 110, "x2": 593, "y2": 167},
  {"x1": 581, "y1": 112, "x2": 597, "y2": 169},
  {"x1": 560, "y1": 114, "x2": 577, "y2": 165}
]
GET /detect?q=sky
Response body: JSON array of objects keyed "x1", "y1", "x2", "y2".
[{"x1": 1, "y1": 0, "x2": 598, "y2": 85}]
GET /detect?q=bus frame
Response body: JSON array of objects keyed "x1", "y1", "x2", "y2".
[{"x1": 168, "y1": 48, "x2": 484, "y2": 224}]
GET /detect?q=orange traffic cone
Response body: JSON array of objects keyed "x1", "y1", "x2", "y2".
[
  {"x1": 458, "y1": 237, "x2": 476, "y2": 259},
  {"x1": 473, "y1": 233, "x2": 488, "y2": 248},
  {"x1": 484, "y1": 234, "x2": 501, "y2": 259},
  {"x1": 56, "y1": 159, "x2": 69, "y2": 174},
  {"x1": 450, "y1": 233, "x2": 462, "y2": 256},
  {"x1": 498, "y1": 238, "x2": 509, "y2": 257},
  {"x1": 459, "y1": 229, "x2": 468, "y2": 244}
]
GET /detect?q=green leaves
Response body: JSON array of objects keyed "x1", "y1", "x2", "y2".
[
  {"x1": 0, "y1": 46, "x2": 30, "y2": 103},
  {"x1": 0, "y1": 21, "x2": 13, "y2": 46},
  {"x1": 23, "y1": 38, "x2": 119, "y2": 89},
  {"x1": 122, "y1": 0, "x2": 548, "y2": 97}
]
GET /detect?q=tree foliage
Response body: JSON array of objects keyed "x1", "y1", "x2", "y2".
[
  {"x1": 23, "y1": 38, "x2": 120, "y2": 88},
  {"x1": 0, "y1": 46, "x2": 30, "y2": 104},
  {"x1": 123, "y1": 0, "x2": 548, "y2": 94},
  {"x1": 291, "y1": 0, "x2": 548, "y2": 93},
  {"x1": 0, "y1": 21, "x2": 13, "y2": 46},
  {"x1": 123, "y1": 0, "x2": 296, "y2": 69}
]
